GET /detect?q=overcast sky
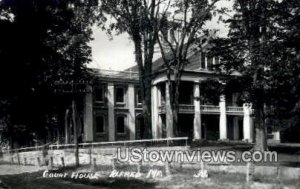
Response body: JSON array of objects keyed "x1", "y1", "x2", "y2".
[{"x1": 88, "y1": 0, "x2": 233, "y2": 71}]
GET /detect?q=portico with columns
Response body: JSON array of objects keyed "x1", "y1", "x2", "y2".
[
  {"x1": 151, "y1": 73, "x2": 254, "y2": 142},
  {"x1": 80, "y1": 68, "x2": 256, "y2": 144}
]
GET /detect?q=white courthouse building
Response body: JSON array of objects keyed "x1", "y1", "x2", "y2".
[{"x1": 82, "y1": 45, "x2": 281, "y2": 144}]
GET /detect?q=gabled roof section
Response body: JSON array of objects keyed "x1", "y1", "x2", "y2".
[
  {"x1": 90, "y1": 68, "x2": 139, "y2": 83},
  {"x1": 125, "y1": 35, "x2": 217, "y2": 73}
]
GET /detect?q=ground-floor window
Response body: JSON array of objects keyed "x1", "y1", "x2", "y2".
[
  {"x1": 95, "y1": 115, "x2": 105, "y2": 134},
  {"x1": 116, "y1": 115, "x2": 126, "y2": 134}
]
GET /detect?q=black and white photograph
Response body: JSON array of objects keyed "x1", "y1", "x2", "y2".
[{"x1": 0, "y1": 0, "x2": 299, "y2": 188}]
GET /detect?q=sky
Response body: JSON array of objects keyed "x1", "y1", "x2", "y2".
[{"x1": 88, "y1": 0, "x2": 233, "y2": 71}]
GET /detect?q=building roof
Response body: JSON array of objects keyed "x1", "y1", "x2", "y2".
[
  {"x1": 93, "y1": 35, "x2": 242, "y2": 82},
  {"x1": 125, "y1": 37, "x2": 243, "y2": 78},
  {"x1": 91, "y1": 68, "x2": 140, "y2": 83},
  {"x1": 125, "y1": 35, "x2": 217, "y2": 73}
]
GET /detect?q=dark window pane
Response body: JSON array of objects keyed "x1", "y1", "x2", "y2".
[
  {"x1": 116, "y1": 87, "x2": 124, "y2": 103},
  {"x1": 179, "y1": 82, "x2": 193, "y2": 104},
  {"x1": 95, "y1": 88, "x2": 104, "y2": 102},
  {"x1": 117, "y1": 116, "x2": 125, "y2": 133},
  {"x1": 136, "y1": 88, "x2": 142, "y2": 104},
  {"x1": 215, "y1": 57, "x2": 220, "y2": 65},
  {"x1": 207, "y1": 56, "x2": 213, "y2": 69},
  {"x1": 201, "y1": 53, "x2": 206, "y2": 69},
  {"x1": 96, "y1": 116, "x2": 104, "y2": 133},
  {"x1": 161, "y1": 84, "x2": 166, "y2": 104}
]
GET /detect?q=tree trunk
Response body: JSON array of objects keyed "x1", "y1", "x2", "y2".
[
  {"x1": 254, "y1": 103, "x2": 268, "y2": 151},
  {"x1": 142, "y1": 77, "x2": 152, "y2": 139},
  {"x1": 64, "y1": 108, "x2": 70, "y2": 144},
  {"x1": 72, "y1": 100, "x2": 79, "y2": 167},
  {"x1": 132, "y1": 33, "x2": 153, "y2": 139},
  {"x1": 254, "y1": 0, "x2": 268, "y2": 152},
  {"x1": 165, "y1": 75, "x2": 174, "y2": 138},
  {"x1": 172, "y1": 71, "x2": 181, "y2": 137},
  {"x1": 8, "y1": 125, "x2": 14, "y2": 149}
]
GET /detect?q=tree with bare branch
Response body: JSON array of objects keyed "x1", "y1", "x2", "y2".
[
  {"x1": 156, "y1": 0, "x2": 219, "y2": 137},
  {"x1": 100, "y1": 0, "x2": 164, "y2": 138}
]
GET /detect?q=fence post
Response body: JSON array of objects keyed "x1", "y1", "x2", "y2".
[
  {"x1": 137, "y1": 160, "x2": 142, "y2": 174},
  {"x1": 89, "y1": 148, "x2": 92, "y2": 165},
  {"x1": 48, "y1": 156, "x2": 53, "y2": 170},
  {"x1": 111, "y1": 158, "x2": 116, "y2": 171},
  {"x1": 92, "y1": 158, "x2": 97, "y2": 170},
  {"x1": 24, "y1": 157, "x2": 27, "y2": 165},
  {"x1": 246, "y1": 162, "x2": 254, "y2": 188},
  {"x1": 37, "y1": 157, "x2": 41, "y2": 167},
  {"x1": 276, "y1": 165, "x2": 280, "y2": 180},
  {"x1": 61, "y1": 157, "x2": 65, "y2": 168},
  {"x1": 17, "y1": 153, "x2": 20, "y2": 165},
  {"x1": 165, "y1": 161, "x2": 171, "y2": 176}
]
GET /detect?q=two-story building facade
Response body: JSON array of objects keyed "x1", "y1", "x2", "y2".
[{"x1": 82, "y1": 46, "x2": 281, "y2": 144}]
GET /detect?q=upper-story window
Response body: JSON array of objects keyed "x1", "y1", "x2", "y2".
[
  {"x1": 95, "y1": 87, "x2": 105, "y2": 103},
  {"x1": 200, "y1": 52, "x2": 218, "y2": 70},
  {"x1": 215, "y1": 57, "x2": 220, "y2": 65},
  {"x1": 115, "y1": 86, "x2": 125, "y2": 104},
  {"x1": 136, "y1": 88, "x2": 142, "y2": 106},
  {"x1": 207, "y1": 56, "x2": 213, "y2": 69},
  {"x1": 201, "y1": 52, "x2": 206, "y2": 69}
]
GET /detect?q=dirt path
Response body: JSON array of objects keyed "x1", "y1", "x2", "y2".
[{"x1": 0, "y1": 164, "x2": 46, "y2": 175}]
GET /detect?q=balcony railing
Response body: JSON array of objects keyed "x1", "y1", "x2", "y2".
[
  {"x1": 158, "y1": 104, "x2": 194, "y2": 114},
  {"x1": 158, "y1": 104, "x2": 244, "y2": 115},
  {"x1": 226, "y1": 106, "x2": 244, "y2": 115},
  {"x1": 179, "y1": 104, "x2": 195, "y2": 113},
  {"x1": 201, "y1": 105, "x2": 220, "y2": 113}
]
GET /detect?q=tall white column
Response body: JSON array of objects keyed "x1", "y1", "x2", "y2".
[
  {"x1": 108, "y1": 83, "x2": 115, "y2": 141},
  {"x1": 128, "y1": 84, "x2": 136, "y2": 140},
  {"x1": 83, "y1": 85, "x2": 93, "y2": 142},
  {"x1": 193, "y1": 81, "x2": 202, "y2": 140},
  {"x1": 151, "y1": 85, "x2": 158, "y2": 139},
  {"x1": 165, "y1": 82, "x2": 174, "y2": 138},
  {"x1": 219, "y1": 95, "x2": 227, "y2": 140},
  {"x1": 273, "y1": 131, "x2": 281, "y2": 142},
  {"x1": 157, "y1": 86, "x2": 162, "y2": 138},
  {"x1": 233, "y1": 117, "x2": 239, "y2": 140},
  {"x1": 243, "y1": 103, "x2": 253, "y2": 142},
  {"x1": 157, "y1": 115, "x2": 162, "y2": 138}
]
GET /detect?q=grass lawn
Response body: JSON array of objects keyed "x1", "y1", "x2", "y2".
[{"x1": 1, "y1": 164, "x2": 300, "y2": 189}]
